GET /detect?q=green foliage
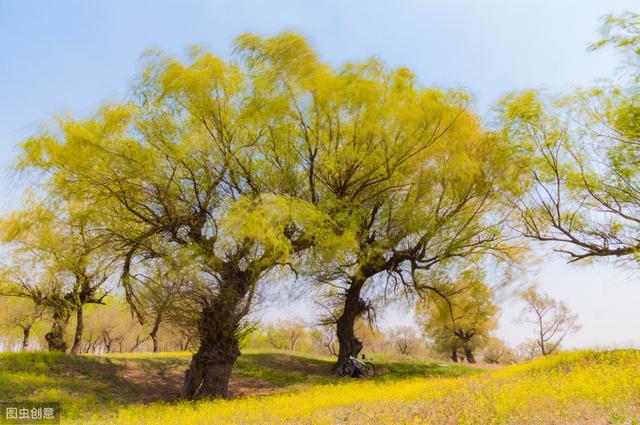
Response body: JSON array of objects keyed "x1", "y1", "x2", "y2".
[
  {"x1": 417, "y1": 270, "x2": 499, "y2": 359},
  {"x1": 497, "y1": 13, "x2": 640, "y2": 263}
]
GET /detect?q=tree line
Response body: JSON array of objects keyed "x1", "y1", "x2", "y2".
[{"x1": 0, "y1": 12, "x2": 637, "y2": 399}]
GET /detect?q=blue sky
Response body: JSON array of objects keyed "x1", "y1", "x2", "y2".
[{"x1": 1, "y1": 0, "x2": 639, "y2": 349}]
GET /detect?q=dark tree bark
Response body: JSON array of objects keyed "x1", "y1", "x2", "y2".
[
  {"x1": 150, "y1": 312, "x2": 162, "y2": 353},
  {"x1": 181, "y1": 305, "x2": 242, "y2": 399},
  {"x1": 451, "y1": 349, "x2": 458, "y2": 363},
  {"x1": 463, "y1": 344, "x2": 476, "y2": 364},
  {"x1": 70, "y1": 306, "x2": 84, "y2": 355},
  {"x1": 181, "y1": 272, "x2": 252, "y2": 399},
  {"x1": 21, "y1": 327, "x2": 31, "y2": 351},
  {"x1": 45, "y1": 308, "x2": 71, "y2": 352},
  {"x1": 333, "y1": 277, "x2": 367, "y2": 373}
]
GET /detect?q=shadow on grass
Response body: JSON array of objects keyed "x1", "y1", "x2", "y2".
[
  {"x1": 234, "y1": 351, "x2": 476, "y2": 386},
  {"x1": 234, "y1": 352, "x2": 336, "y2": 386},
  {"x1": 0, "y1": 350, "x2": 477, "y2": 420},
  {"x1": 0, "y1": 351, "x2": 194, "y2": 419}
]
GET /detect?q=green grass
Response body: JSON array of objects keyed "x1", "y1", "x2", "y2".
[
  {"x1": 0, "y1": 349, "x2": 471, "y2": 422},
  {"x1": 4, "y1": 349, "x2": 638, "y2": 424},
  {"x1": 88, "y1": 349, "x2": 640, "y2": 424}
]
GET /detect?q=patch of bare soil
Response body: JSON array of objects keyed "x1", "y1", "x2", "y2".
[
  {"x1": 118, "y1": 360, "x2": 185, "y2": 402},
  {"x1": 117, "y1": 359, "x2": 279, "y2": 402},
  {"x1": 462, "y1": 362, "x2": 503, "y2": 370},
  {"x1": 228, "y1": 375, "x2": 279, "y2": 397}
]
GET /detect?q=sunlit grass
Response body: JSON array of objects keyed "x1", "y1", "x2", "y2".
[
  {"x1": 3, "y1": 349, "x2": 637, "y2": 424},
  {"x1": 81, "y1": 350, "x2": 640, "y2": 424},
  {"x1": 0, "y1": 349, "x2": 470, "y2": 423}
]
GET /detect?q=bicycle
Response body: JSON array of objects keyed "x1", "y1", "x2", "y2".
[{"x1": 339, "y1": 353, "x2": 376, "y2": 378}]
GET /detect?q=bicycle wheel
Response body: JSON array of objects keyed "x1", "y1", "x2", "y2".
[{"x1": 362, "y1": 362, "x2": 376, "y2": 378}]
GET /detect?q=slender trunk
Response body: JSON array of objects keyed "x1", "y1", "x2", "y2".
[
  {"x1": 181, "y1": 274, "x2": 251, "y2": 399},
  {"x1": 334, "y1": 277, "x2": 367, "y2": 373},
  {"x1": 45, "y1": 308, "x2": 71, "y2": 352},
  {"x1": 70, "y1": 306, "x2": 84, "y2": 355},
  {"x1": 151, "y1": 335, "x2": 159, "y2": 353},
  {"x1": 451, "y1": 349, "x2": 458, "y2": 363},
  {"x1": 21, "y1": 326, "x2": 31, "y2": 351},
  {"x1": 150, "y1": 312, "x2": 162, "y2": 353}
]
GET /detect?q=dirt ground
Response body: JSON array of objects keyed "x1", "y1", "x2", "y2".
[{"x1": 116, "y1": 359, "x2": 281, "y2": 402}]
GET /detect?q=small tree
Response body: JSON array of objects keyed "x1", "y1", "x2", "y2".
[
  {"x1": 387, "y1": 325, "x2": 419, "y2": 355},
  {"x1": 315, "y1": 325, "x2": 338, "y2": 357},
  {"x1": 482, "y1": 337, "x2": 515, "y2": 364},
  {"x1": 135, "y1": 265, "x2": 187, "y2": 352},
  {"x1": 0, "y1": 201, "x2": 112, "y2": 353},
  {"x1": 516, "y1": 340, "x2": 540, "y2": 362},
  {"x1": 81, "y1": 297, "x2": 146, "y2": 353},
  {"x1": 0, "y1": 298, "x2": 44, "y2": 351},
  {"x1": 519, "y1": 287, "x2": 580, "y2": 356},
  {"x1": 418, "y1": 271, "x2": 499, "y2": 363}
]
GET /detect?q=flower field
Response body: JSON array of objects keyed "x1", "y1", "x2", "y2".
[{"x1": 83, "y1": 350, "x2": 640, "y2": 424}]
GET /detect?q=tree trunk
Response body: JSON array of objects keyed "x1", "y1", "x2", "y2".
[
  {"x1": 463, "y1": 345, "x2": 476, "y2": 363},
  {"x1": 150, "y1": 313, "x2": 162, "y2": 353},
  {"x1": 151, "y1": 334, "x2": 159, "y2": 353},
  {"x1": 181, "y1": 273, "x2": 250, "y2": 400},
  {"x1": 21, "y1": 327, "x2": 31, "y2": 351},
  {"x1": 70, "y1": 306, "x2": 84, "y2": 355},
  {"x1": 333, "y1": 277, "x2": 367, "y2": 373},
  {"x1": 451, "y1": 349, "x2": 458, "y2": 363},
  {"x1": 45, "y1": 308, "x2": 71, "y2": 352},
  {"x1": 181, "y1": 303, "x2": 242, "y2": 399}
]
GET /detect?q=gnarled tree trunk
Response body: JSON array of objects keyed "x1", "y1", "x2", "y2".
[
  {"x1": 451, "y1": 349, "x2": 458, "y2": 363},
  {"x1": 70, "y1": 306, "x2": 84, "y2": 355},
  {"x1": 333, "y1": 277, "x2": 367, "y2": 373},
  {"x1": 181, "y1": 273, "x2": 251, "y2": 399},
  {"x1": 45, "y1": 308, "x2": 71, "y2": 352}
]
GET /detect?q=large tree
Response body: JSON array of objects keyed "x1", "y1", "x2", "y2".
[
  {"x1": 234, "y1": 34, "x2": 523, "y2": 371},
  {"x1": 498, "y1": 13, "x2": 640, "y2": 264},
  {"x1": 17, "y1": 37, "x2": 344, "y2": 398},
  {"x1": 16, "y1": 31, "x2": 520, "y2": 392}
]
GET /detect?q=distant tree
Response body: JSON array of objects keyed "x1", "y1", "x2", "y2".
[
  {"x1": 418, "y1": 271, "x2": 499, "y2": 363},
  {"x1": 135, "y1": 265, "x2": 187, "y2": 352},
  {"x1": 263, "y1": 319, "x2": 307, "y2": 351},
  {"x1": 82, "y1": 297, "x2": 146, "y2": 353},
  {"x1": 519, "y1": 287, "x2": 580, "y2": 356},
  {"x1": 0, "y1": 298, "x2": 44, "y2": 351},
  {"x1": 388, "y1": 325, "x2": 419, "y2": 355},
  {"x1": 264, "y1": 324, "x2": 288, "y2": 350},
  {"x1": 315, "y1": 325, "x2": 338, "y2": 357},
  {"x1": 0, "y1": 201, "x2": 112, "y2": 353},
  {"x1": 281, "y1": 320, "x2": 305, "y2": 351},
  {"x1": 515, "y1": 340, "x2": 540, "y2": 362},
  {"x1": 481, "y1": 337, "x2": 515, "y2": 364}
]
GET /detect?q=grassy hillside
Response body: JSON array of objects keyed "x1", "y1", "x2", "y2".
[
  {"x1": 1, "y1": 349, "x2": 638, "y2": 424},
  {"x1": 0, "y1": 349, "x2": 470, "y2": 422}
]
